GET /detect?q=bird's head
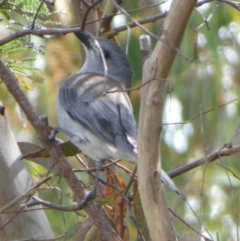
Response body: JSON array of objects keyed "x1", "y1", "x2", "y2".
[{"x1": 74, "y1": 31, "x2": 133, "y2": 89}]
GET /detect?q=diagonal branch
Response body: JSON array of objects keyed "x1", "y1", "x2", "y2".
[
  {"x1": 0, "y1": 0, "x2": 217, "y2": 47},
  {"x1": 100, "y1": 0, "x2": 124, "y2": 36},
  {"x1": 0, "y1": 60, "x2": 121, "y2": 241},
  {"x1": 168, "y1": 145, "x2": 240, "y2": 178}
]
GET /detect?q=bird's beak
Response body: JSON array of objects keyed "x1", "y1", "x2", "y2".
[{"x1": 74, "y1": 31, "x2": 93, "y2": 49}]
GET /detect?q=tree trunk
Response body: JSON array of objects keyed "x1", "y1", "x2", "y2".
[
  {"x1": 0, "y1": 102, "x2": 54, "y2": 241},
  {"x1": 138, "y1": 0, "x2": 197, "y2": 240}
]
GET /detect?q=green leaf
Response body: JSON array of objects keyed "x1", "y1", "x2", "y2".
[
  {"x1": 21, "y1": 57, "x2": 37, "y2": 62},
  {"x1": 18, "y1": 141, "x2": 80, "y2": 160},
  {"x1": 21, "y1": 80, "x2": 33, "y2": 91},
  {"x1": 5, "y1": 47, "x2": 31, "y2": 54},
  {"x1": 11, "y1": 64, "x2": 41, "y2": 72},
  {"x1": 11, "y1": 68, "x2": 29, "y2": 76}
]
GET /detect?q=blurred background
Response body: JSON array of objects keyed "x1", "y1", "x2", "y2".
[{"x1": 1, "y1": 0, "x2": 240, "y2": 240}]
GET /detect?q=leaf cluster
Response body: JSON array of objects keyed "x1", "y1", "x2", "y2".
[{"x1": 0, "y1": 0, "x2": 65, "y2": 87}]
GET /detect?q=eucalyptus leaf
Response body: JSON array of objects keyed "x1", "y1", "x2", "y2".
[{"x1": 18, "y1": 141, "x2": 80, "y2": 160}]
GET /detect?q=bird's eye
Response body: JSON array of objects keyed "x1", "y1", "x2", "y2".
[{"x1": 103, "y1": 49, "x2": 110, "y2": 58}]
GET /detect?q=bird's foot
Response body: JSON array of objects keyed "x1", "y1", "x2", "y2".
[
  {"x1": 48, "y1": 127, "x2": 60, "y2": 141},
  {"x1": 78, "y1": 189, "x2": 96, "y2": 208},
  {"x1": 48, "y1": 127, "x2": 75, "y2": 141}
]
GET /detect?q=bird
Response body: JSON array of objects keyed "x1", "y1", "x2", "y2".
[{"x1": 53, "y1": 31, "x2": 183, "y2": 206}]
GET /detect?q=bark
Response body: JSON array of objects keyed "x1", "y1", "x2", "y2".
[
  {"x1": 0, "y1": 61, "x2": 121, "y2": 241},
  {"x1": 137, "y1": 0, "x2": 197, "y2": 240},
  {"x1": 0, "y1": 102, "x2": 54, "y2": 241}
]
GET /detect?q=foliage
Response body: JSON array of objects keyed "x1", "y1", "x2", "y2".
[
  {"x1": 0, "y1": 0, "x2": 65, "y2": 87},
  {"x1": 1, "y1": 0, "x2": 50, "y2": 27},
  {"x1": 1, "y1": 0, "x2": 240, "y2": 241}
]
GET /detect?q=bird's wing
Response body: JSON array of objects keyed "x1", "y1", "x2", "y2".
[
  {"x1": 58, "y1": 73, "x2": 137, "y2": 150},
  {"x1": 117, "y1": 94, "x2": 137, "y2": 149}
]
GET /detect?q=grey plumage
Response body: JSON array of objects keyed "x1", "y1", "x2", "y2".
[
  {"x1": 56, "y1": 31, "x2": 184, "y2": 205},
  {"x1": 57, "y1": 31, "x2": 136, "y2": 163},
  {"x1": 57, "y1": 73, "x2": 137, "y2": 163}
]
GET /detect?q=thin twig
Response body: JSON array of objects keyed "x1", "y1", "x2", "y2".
[
  {"x1": 26, "y1": 196, "x2": 81, "y2": 212},
  {"x1": 0, "y1": 58, "x2": 120, "y2": 241},
  {"x1": 217, "y1": 162, "x2": 240, "y2": 180},
  {"x1": 162, "y1": 98, "x2": 237, "y2": 126},
  {"x1": 73, "y1": 159, "x2": 121, "y2": 173},
  {"x1": 168, "y1": 208, "x2": 212, "y2": 241},
  {"x1": 31, "y1": 0, "x2": 45, "y2": 29},
  {"x1": 107, "y1": 12, "x2": 167, "y2": 38},
  {"x1": 0, "y1": 0, "x2": 217, "y2": 47},
  {"x1": 106, "y1": 77, "x2": 168, "y2": 93},
  {"x1": 110, "y1": 0, "x2": 194, "y2": 62},
  {"x1": 81, "y1": 0, "x2": 103, "y2": 31},
  {"x1": 125, "y1": 166, "x2": 137, "y2": 195},
  {"x1": 168, "y1": 144, "x2": 240, "y2": 178},
  {"x1": 0, "y1": 176, "x2": 52, "y2": 214},
  {"x1": 114, "y1": 162, "x2": 136, "y2": 176}
]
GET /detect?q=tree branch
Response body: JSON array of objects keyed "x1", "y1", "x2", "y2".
[
  {"x1": 168, "y1": 145, "x2": 240, "y2": 178},
  {"x1": 0, "y1": 0, "x2": 217, "y2": 47},
  {"x1": 0, "y1": 60, "x2": 121, "y2": 240}
]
